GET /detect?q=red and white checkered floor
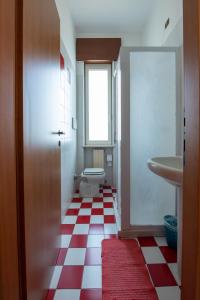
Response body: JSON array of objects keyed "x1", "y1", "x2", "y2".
[{"x1": 46, "y1": 188, "x2": 180, "y2": 300}]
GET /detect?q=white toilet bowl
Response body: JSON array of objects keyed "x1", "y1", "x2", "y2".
[{"x1": 80, "y1": 168, "x2": 105, "y2": 197}]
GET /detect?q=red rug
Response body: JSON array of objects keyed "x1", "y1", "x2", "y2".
[{"x1": 102, "y1": 239, "x2": 158, "y2": 300}]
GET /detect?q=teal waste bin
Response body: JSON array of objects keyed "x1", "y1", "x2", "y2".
[{"x1": 164, "y1": 215, "x2": 177, "y2": 249}]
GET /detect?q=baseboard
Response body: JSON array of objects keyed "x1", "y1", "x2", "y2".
[{"x1": 118, "y1": 225, "x2": 165, "y2": 238}]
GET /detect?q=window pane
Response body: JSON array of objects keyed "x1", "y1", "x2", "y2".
[{"x1": 88, "y1": 69, "x2": 109, "y2": 141}]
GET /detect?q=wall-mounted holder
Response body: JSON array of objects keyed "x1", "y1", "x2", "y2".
[
  {"x1": 107, "y1": 154, "x2": 113, "y2": 167},
  {"x1": 72, "y1": 117, "x2": 77, "y2": 130}
]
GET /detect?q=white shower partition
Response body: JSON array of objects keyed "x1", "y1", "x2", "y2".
[
  {"x1": 112, "y1": 60, "x2": 122, "y2": 222},
  {"x1": 119, "y1": 47, "x2": 180, "y2": 236}
]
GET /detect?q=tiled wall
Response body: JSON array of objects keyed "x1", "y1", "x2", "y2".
[
  {"x1": 55, "y1": 0, "x2": 77, "y2": 221},
  {"x1": 60, "y1": 42, "x2": 77, "y2": 221}
]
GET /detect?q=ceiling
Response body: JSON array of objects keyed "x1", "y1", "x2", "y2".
[{"x1": 67, "y1": 0, "x2": 156, "y2": 35}]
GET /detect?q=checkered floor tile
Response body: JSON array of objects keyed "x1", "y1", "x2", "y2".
[{"x1": 47, "y1": 188, "x2": 180, "y2": 300}]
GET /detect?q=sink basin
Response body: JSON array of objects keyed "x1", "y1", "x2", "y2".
[{"x1": 147, "y1": 156, "x2": 183, "y2": 186}]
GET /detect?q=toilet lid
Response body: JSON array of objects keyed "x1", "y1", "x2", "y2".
[{"x1": 83, "y1": 168, "x2": 105, "y2": 175}]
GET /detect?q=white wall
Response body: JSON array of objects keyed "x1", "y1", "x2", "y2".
[
  {"x1": 76, "y1": 0, "x2": 183, "y2": 48},
  {"x1": 142, "y1": 0, "x2": 183, "y2": 47},
  {"x1": 55, "y1": 0, "x2": 77, "y2": 220},
  {"x1": 55, "y1": 0, "x2": 76, "y2": 63},
  {"x1": 122, "y1": 33, "x2": 143, "y2": 47},
  {"x1": 114, "y1": 60, "x2": 122, "y2": 217},
  {"x1": 142, "y1": 0, "x2": 184, "y2": 155}
]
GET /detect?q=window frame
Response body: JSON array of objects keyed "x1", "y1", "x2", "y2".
[{"x1": 85, "y1": 63, "x2": 112, "y2": 146}]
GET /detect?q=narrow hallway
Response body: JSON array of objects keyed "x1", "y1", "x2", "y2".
[
  {"x1": 2, "y1": 0, "x2": 200, "y2": 299},
  {"x1": 46, "y1": 187, "x2": 180, "y2": 300}
]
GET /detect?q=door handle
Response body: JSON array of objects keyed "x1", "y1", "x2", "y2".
[{"x1": 52, "y1": 130, "x2": 65, "y2": 136}]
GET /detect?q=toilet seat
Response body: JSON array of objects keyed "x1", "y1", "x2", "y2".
[
  {"x1": 80, "y1": 168, "x2": 106, "y2": 197},
  {"x1": 83, "y1": 168, "x2": 105, "y2": 176}
]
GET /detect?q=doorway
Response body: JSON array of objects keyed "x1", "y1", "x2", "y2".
[{"x1": 1, "y1": 0, "x2": 200, "y2": 299}]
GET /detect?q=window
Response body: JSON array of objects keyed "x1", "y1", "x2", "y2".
[{"x1": 85, "y1": 64, "x2": 112, "y2": 145}]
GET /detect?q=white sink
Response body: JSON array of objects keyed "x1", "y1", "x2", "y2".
[
  {"x1": 147, "y1": 156, "x2": 183, "y2": 187},
  {"x1": 148, "y1": 155, "x2": 183, "y2": 282}
]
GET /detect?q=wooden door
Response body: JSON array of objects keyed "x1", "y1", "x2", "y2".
[
  {"x1": 182, "y1": 0, "x2": 200, "y2": 299},
  {"x1": 0, "y1": 0, "x2": 21, "y2": 299},
  {"x1": 22, "y1": 0, "x2": 61, "y2": 298}
]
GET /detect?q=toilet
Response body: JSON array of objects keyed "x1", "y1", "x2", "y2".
[{"x1": 80, "y1": 168, "x2": 106, "y2": 197}]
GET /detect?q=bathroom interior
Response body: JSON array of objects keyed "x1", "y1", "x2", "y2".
[{"x1": 51, "y1": 0, "x2": 184, "y2": 299}]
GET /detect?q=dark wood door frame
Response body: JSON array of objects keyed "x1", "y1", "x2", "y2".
[
  {"x1": 0, "y1": 1, "x2": 18, "y2": 299},
  {"x1": 1, "y1": 0, "x2": 200, "y2": 299},
  {"x1": 182, "y1": 0, "x2": 200, "y2": 299}
]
